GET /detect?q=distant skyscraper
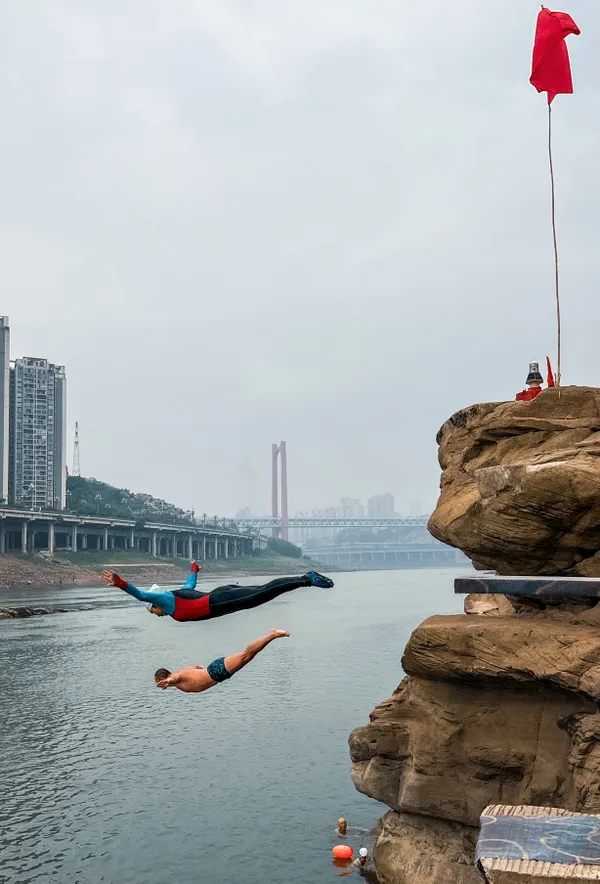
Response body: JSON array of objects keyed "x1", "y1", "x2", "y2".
[
  {"x1": 0, "y1": 317, "x2": 10, "y2": 503},
  {"x1": 237, "y1": 456, "x2": 258, "y2": 514},
  {"x1": 9, "y1": 357, "x2": 67, "y2": 510},
  {"x1": 72, "y1": 421, "x2": 81, "y2": 477},
  {"x1": 340, "y1": 498, "x2": 364, "y2": 518},
  {"x1": 367, "y1": 493, "x2": 395, "y2": 518}
]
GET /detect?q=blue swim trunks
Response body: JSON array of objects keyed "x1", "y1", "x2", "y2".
[{"x1": 206, "y1": 657, "x2": 232, "y2": 683}]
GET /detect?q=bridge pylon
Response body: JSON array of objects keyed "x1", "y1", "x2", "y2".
[{"x1": 271, "y1": 441, "x2": 289, "y2": 540}]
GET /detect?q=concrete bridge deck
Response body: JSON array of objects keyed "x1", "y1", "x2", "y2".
[
  {"x1": 0, "y1": 507, "x2": 256, "y2": 559},
  {"x1": 309, "y1": 546, "x2": 466, "y2": 568}
]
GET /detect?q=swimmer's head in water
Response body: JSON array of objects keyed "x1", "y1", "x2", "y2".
[
  {"x1": 337, "y1": 818, "x2": 347, "y2": 833},
  {"x1": 154, "y1": 668, "x2": 171, "y2": 684},
  {"x1": 148, "y1": 604, "x2": 168, "y2": 617},
  {"x1": 359, "y1": 848, "x2": 368, "y2": 858}
]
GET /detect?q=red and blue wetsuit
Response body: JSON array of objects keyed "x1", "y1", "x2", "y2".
[{"x1": 112, "y1": 564, "x2": 332, "y2": 622}]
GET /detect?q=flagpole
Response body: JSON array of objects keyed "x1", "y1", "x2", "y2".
[{"x1": 547, "y1": 102, "x2": 561, "y2": 387}]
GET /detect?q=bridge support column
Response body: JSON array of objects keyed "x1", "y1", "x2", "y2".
[
  {"x1": 202, "y1": 536, "x2": 206, "y2": 560},
  {"x1": 185, "y1": 536, "x2": 192, "y2": 560},
  {"x1": 103, "y1": 526, "x2": 108, "y2": 550},
  {"x1": 152, "y1": 531, "x2": 157, "y2": 557},
  {"x1": 225, "y1": 538, "x2": 229, "y2": 558},
  {"x1": 21, "y1": 520, "x2": 28, "y2": 553},
  {"x1": 214, "y1": 539, "x2": 219, "y2": 560},
  {"x1": 0, "y1": 521, "x2": 5, "y2": 554},
  {"x1": 48, "y1": 522, "x2": 55, "y2": 554},
  {"x1": 71, "y1": 524, "x2": 78, "y2": 551},
  {"x1": 130, "y1": 528, "x2": 134, "y2": 550}
]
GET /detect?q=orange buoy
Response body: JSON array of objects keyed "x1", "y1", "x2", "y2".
[{"x1": 332, "y1": 845, "x2": 353, "y2": 860}]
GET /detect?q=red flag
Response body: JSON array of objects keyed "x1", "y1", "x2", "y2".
[
  {"x1": 530, "y1": 7, "x2": 580, "y2": 104},
  {"x1": 546, "y1": 356, "x2": 556, "y2": 387}
]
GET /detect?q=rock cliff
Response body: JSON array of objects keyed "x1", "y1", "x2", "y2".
[
  {"x1": 349, "y1": 387, "x2": 600, "y2": 883},
  {"x1": 428, "y1": 386, "x2": 600, "y2": 576},
  {"x1": 350, "y1": 606, "x2": 600, "y2": 883}
]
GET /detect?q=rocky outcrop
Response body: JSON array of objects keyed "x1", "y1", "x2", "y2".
[
  {"x1": 349, "y1": 388, "x2": 600, "y2": 882},
  {"x1": 402, "y1": 613, "x2": 600, "y2": 700},
  {"x1": 350, "y1": 612, "x2": 600, "y2": 882},
  {"x1": 351, "y1": 675, "x2": 595, "y2": 828},
  {"x1": 0, "y1": 605, "x2": 67, "y2": 618},
  {"x1": 428, "y1": 386, "x2": 600, "y2": 576},
  {"x1": 373, "y1": 811, "x2": 480, "y2": 884}
]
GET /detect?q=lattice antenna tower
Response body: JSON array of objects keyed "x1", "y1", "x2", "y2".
[{"x1": 72, "y1": 422, "x2": 81, "y2": 477}]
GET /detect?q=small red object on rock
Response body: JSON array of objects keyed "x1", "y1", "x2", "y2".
[{"x1": 516, "y1": 362, "x2": 544, "y2": 402}]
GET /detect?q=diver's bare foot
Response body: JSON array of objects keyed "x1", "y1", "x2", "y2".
[{"x1": 270, "y1": 629, "x2": 290, "y2": 639}]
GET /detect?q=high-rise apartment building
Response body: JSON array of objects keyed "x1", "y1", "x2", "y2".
[
  {"x1": 0, "y1": 317, "x2": 10, "y2": 504},
  {"x1": 9, "y1": 357, "x2": 67, "y2": 510},
  {"x1": 367, "y1": 493, "x2": 395, "y2": 518},
  {"x1": 339, "y1": 498, "x2": 365, "y2": 518}
]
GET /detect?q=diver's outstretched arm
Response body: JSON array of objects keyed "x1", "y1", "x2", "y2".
[
  {"x1": 156, "y1": 673, "x2": 182, "y2": 689},
  {"x1": 101, "y1": 570, "x2": 174, "y2": 611}
]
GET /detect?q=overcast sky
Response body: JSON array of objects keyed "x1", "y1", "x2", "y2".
[{"x1": 2, "y1": 1, "x2": 598, "y2": 517}]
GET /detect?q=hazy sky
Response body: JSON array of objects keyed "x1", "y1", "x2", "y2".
[{"x1": 3, "y1": 1, "x2": 598, "y2": 517}]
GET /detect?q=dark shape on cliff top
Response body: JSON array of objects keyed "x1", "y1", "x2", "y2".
[{"x1": 429, "y1": 386, "x2": 600, "y2": 577}]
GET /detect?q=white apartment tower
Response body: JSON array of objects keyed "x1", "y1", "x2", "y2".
[
  {"x1": 0, "y1": 317, "x2": 10, "y2": 503},
  {"x1": 9, "y1": 357, "x2": 67, "y2": 510}
]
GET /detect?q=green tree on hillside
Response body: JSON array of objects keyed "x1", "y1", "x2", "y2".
[
  {"x1": 266, "y1": 537, "x2": 302, "y2": 558},
  {"x1": 66, "y1": 476, "x2": 198, "y2": 526}
]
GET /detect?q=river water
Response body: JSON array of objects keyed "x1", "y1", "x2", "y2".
[{"x1": 0, "y1": 568, "x2": 464, "y2": 884}]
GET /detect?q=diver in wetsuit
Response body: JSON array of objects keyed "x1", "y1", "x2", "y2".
[{"x1": 101, "y1": 561, "x2": 334, "y2": 621}]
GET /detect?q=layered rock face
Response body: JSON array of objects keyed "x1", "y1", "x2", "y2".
[
  {"x1": 350, "y1": 608, "x2": 600, "y2": 883},
  {"x1": 428, "y1": 386, "x2": 600, "y2": 576},
  {"x1": 349, "y1": 387, "x2": 600, "y2": 883}
]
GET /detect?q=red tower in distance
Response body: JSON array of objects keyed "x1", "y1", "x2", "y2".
[{"x1": 271, "y1": 441, "x2": 289, "y2": 540}]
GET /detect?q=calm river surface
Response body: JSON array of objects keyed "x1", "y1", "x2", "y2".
[{"x1": 0, "y1": 568, "x2": 464, "y2": 884}]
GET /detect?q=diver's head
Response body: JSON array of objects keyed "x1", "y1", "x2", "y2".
[
  {"x1": 148, "y1": 604, "x2": 168, "y2": 617},
  {"x1": 337, "y1": 818, "x2": 347, "y2": 834},
  {"x1": 154, "y1": 668, "x2": 171, "y2": 685}
]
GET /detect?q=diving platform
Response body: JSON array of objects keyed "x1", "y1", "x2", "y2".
[
  {"x1": 455, "y1": 575, "x2": 600, "y2": 599},
  {"x1": 477, "y1": 804, "x2": 600, "y2": 882}
]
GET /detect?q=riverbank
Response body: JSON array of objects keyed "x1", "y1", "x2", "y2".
[{"x1": 0, "y1": 550, "x2": 336, "y2": 591}]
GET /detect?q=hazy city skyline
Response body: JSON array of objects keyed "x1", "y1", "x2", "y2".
[{"x1": 3, "y1": 2, "x2": 598, "y2": 516}]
